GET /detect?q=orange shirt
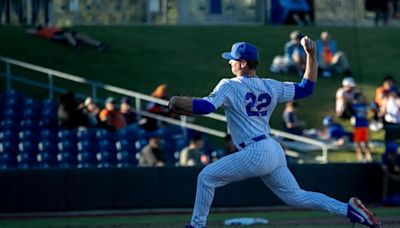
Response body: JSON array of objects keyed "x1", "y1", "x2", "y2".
[
  {"x1": 36, "y1": 27, "x2": 62, "y2": 39},
  {"x1": 323, "y1": 45, "x2": 334, "y2": 64},
  {"x1": 375, "y1": 86, "x2": 386, "y2": 107},
  {"x1": 99, "y1": 109, "x2": 126, "y2": 129}
]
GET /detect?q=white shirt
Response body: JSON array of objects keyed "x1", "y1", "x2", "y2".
[{"x1": 203, "y1": 76, "x2": 295, "y2": 147}]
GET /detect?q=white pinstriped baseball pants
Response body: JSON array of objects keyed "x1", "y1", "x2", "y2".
[{"x1": 191, "y1": 137, "x2": 348, "y2": 228}]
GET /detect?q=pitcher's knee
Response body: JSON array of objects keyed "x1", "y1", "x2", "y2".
[{"x1": 197, "y1": 169, "x2": 213, "y2": 187}]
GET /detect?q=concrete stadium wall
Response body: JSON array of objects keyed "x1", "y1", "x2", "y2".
[{"x1": 0, "y1": 163, "x2": 383, "y2": 212}]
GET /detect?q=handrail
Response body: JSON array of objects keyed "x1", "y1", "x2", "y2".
[{"x1": 0, "y1": 56, "x2": 328, "y2": 162}]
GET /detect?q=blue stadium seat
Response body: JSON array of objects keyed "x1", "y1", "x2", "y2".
[
  {"x1": 42, "y1": 99, "x2": 58, "y2": 110},
  {"x1": 17, "y1": 152, "x2": 38, "y2": 169},
  {"x1": 0, "y1": 152, "x2": 17, "y2": 169},
  {"x1": 23, "y1": 108, "x2": 42, "y2": 121},
  {"x1": 40, "y1": 117, "x2": 59, "y2": 130},
  {"x1": 77, "y1": 150, "x2": 98, "y2": 168},
  {"x1": 19, "y1": 130, "x2": 41, "y2": 143},
  {"x1": 117, "y1": 150, "x2": 138, "y2": 167},
  {"x1": 21, "y1": 119, "x2": 41, "y2": 131},
  {"x1": 58, "y1": 151, "x2": 78, "y2": 168},
  {"x1": 0, "y1": 141, "x2": 19, "y2": 154},
  {"x1": 116, "y1": 139, "x2": 137, "y2": 153},
  {"x1": 97, "y1": 151, "x2": 117, "y2": 168},
  {"x1": 1, "y1": 130, "x2": 20, "y2": 143},
  {"x1": 96, "y1": 129, "x2": 117, "y2": 141},
  {"x1": 6, "y1": 90, "x2": 24, "y2": 100},
  {"x1": 20, "y1": 141, "x2": 40, "y2": 155},
  {"x1": 4, "y1": 109, "x2": 23, "y2": 121},
  {"x1": 1, "y1": 119, "x2": 20, "y2": 132},
  {"x1": 41, "y1": 129, "x2": 59, "y2": 142},
  {"x1": 59, "y1": 130, "x2": 78, "y2": 142},
  {"x1": 59, "y1": 140, "x2": 78, "y2": 153},
  {"x1": 77, "y1": 129, "x2": 97, "y2": 141},
  {"x1": 117, "y1": 126, "x2": 139, "y2": 141},
  {"x1": 37, "y1": 152, "x2": 58, "y2": 168},
  {"x1": 99, "y1": 140, "x2": 117, "y2": 152},
  {"x1": 39, "y1": 140, "x2": 59, "y2": 154},
  {"x1": 24, "y1": 98, "x2": 42, "y2": 109},
  {"x1": 78, "y1": 140, "x2": 99, "y2": 152}
]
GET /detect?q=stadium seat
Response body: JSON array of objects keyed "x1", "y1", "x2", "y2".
[
  {"x1": 1, "y1": 119, "x2": 21, "y2": 132},
  {"x1": 6, "y1": 90, "x2": 24, "y2": 100},
  {"x1": 58, "y1": 130, "x2": 78, "y2": 142},
  {"x1": 19, "y1": 130, "x2": 41, "y2": 143},
  {"x1": 99, "y1": 140, "x2": 117, "y2": 152},
  {"x1": 37, "y1": 152, "x2": 58, "y2": 168},
  {"x1": 116, "y1": 139, "x2": 137, "y2": 153},
  {"x1": 21, "y1": 119, "x2": 41, "y2": 131},
  {"x1": 0, "y1": 152, "x2": 17, "y2": 169},
  {"x1": 4, "y1": 109, "x2": 22, "y2": 121},
  {"x1": 58, "y1": 151, "x2": 78, "y2": 168},
  {"x1": 24, "y1": 98, "x2": 42, "y2": 109},
  {"x1": 39, "y1": 140, "x2": 59, "y2": 154},
  {"x1": 96, "y1": 129, "x2": 117, "y2": 141},
  {"x1": 0, "y1": 141, "x2": 19, "y2": 154},
  {"x1": 117, "y1": 126, "x2": 139, "y2": 141},
  {"x1": 1, "y1": 130, "x2": 20, "y2": 143},
  {"x1": 77, "y1": 150, "x2": 98, "y2": 168},
  {"x1": 78, "y1": 140, "x2": 99, "y2": 152},
  {"x1": 40, "y1": 117, "x2": 59, "y2": 130},
  {"x1": 23, "y1": 108, "x2": 42, "y2": 121},
  {"x1": 77, "y1": 128, "x2": 97, "y2": 141},
  {"x1": 20, "y1": 141, "x2": 40, "y2": 154},
  {"x1": 117, "y1": 150, "x2": 138, "y2": 167},
  {"x1": 17, "y1": 152, "x2": 38, "y2": 169},
  {"x1": 41, "y1": 129, "x2": 59, "y2": 142},
  {"x1": 97, "y1": 151, "x2": 117, "y2": 168},
  {"x1": 59, "y1": 140, "x2": 78, "y2": 153}
]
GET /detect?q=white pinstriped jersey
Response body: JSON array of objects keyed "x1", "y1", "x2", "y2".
[{"x1": 203, "y1": 76, "x2": 295, "y2": 147}]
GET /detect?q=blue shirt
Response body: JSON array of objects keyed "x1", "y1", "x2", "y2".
[
  {"x1": 328, "y1": 123, "x2": 345, "y2": 139},
  {"x1": 352, "y1": 103, "x2": 369, "y2": 127}
]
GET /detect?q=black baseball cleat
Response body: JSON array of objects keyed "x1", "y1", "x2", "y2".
[{"x1": 347, "y1": 197, "x2": 382, "y2": 228}]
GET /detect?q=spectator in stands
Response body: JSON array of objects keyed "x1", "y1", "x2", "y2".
[
  {"x1": 380, "y1": 87, "x2": 400, "y2": 143},
  {"x1": 381, "y1": 142, "x2": 400, "y2": 206},
  {"x1": 142, "y1": 84, "x2": 170, "y2": 131},
  {"x1": 365, "y1": 0, "x2": 390, "y2": 26},
  {"x1": 138, "y1": 135, "x2": 166, "y2": 167},
  {"x1": 283, "y1": 101, "x2": 305, "y2": 135},
  {"x1": 120, "y1": 97, "x2": 137, "y2": 125},
  {"x1": 79, "y1": 97, "x2": 100, "y2": 128},
  {"x1": 319, "y1": 116, "x2": 351, "y2": 146},
  {"x1": 179, "y1": 134, "x2": 208, "y2": 167},
  {"x1": 58, "y1": 91, "x2": 86, "y2": 129},
  {"x1": 26, "y1": 25, "x2": 108, "y2": 52},
  {"x1": 98, "y1": 97, "x2": 126, "y2": 131},
  {"x1": 336, "y1": 77, "x2": 358, "y2": 119},
  {"x1": 284, "y1": 30, "x2": 306, "y2": 76},
  {"x1": 351, "y1": 93, "x2": 372, "y2": 162},
  {"x1": 316, "y1": 31, "x2": 352, "y2": 78},
  {"x1": 370, "y1": 76, "x2": 396, "y2": 130}
]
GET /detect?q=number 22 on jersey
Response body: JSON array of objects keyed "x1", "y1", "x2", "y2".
[{"x1": 245, "y1": 92, "x2": 272, "y2": 116}]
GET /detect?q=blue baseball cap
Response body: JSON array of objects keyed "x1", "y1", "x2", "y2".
[{"x1": 222, "y1": 42, "x2": 259, "y2": 61}]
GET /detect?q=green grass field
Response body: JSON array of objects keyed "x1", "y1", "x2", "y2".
[
  {"x1": 0, "y1": 207, "x2": 399, "y2": 227},
  {"x1": 1, "y1": 25, "x2": 399, "y2": 160}
]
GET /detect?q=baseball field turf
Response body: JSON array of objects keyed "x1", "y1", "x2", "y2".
[{"x1": 0, "y1": 207, "x2": 399, "y2": 227}]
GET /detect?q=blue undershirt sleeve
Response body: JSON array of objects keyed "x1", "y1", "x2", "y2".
[
  {"x1": 294, "y1": 78, "x2": 315, "y2": 100},
  {"x1": 192, "y1": 98, "x2": 216, "y2": 115}
]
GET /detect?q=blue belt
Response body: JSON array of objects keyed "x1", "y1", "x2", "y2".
[{"x1": 238, "y1": 135, "x2": 267, "y2": 149}]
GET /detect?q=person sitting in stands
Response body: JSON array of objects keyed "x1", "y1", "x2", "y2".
[
  {"x1": 138, "y1": 134, "x2": 166, "y2": 167},
  {"x1": 319, "y1": 115, "x2": 351, "y2": 146},
  {"x1": 98, "y1": 97, "x2": 126, "y2": 131},
  {"x1": 316, "y1": 31, "x2": 352, "y2": 78},
  {"x1": 120, "y1": 97, "x2": 137, "y2": 126},
  {"x1": 26, "y1": 25, "x2": 108, "y2": 52},
  {"x1": 283, "y1": 101, "x2": 305, "y2": 135},
  {"x1": 180, "y1": 134, "x2": 208, "y2": 167}
]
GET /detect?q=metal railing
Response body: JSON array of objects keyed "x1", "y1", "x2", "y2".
[{"x1": 0, "y1": 56, "x2": 328, "y2": 162}]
